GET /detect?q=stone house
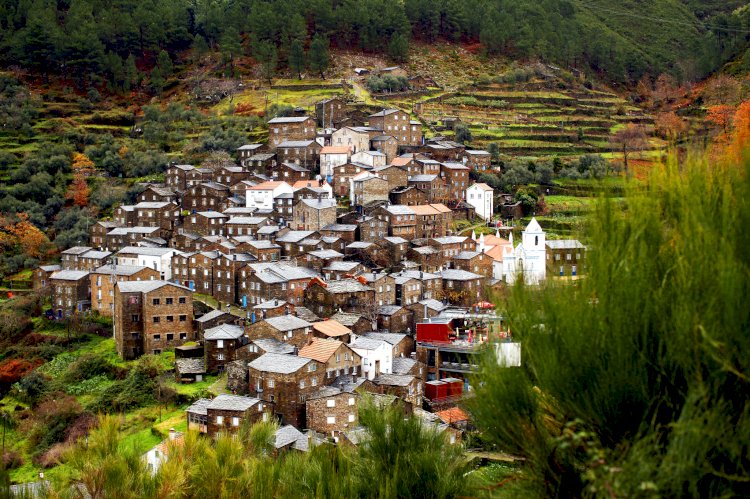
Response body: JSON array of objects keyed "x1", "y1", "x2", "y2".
[
  {"x1": 412, "y1": 204, "x2": 452, "y2": 239},
  {"x1": 332, "y1": 162, "x2": 371, "y2": 197},
  {"x1": 372, "y1": 165, "x2": 408, "y2": 191},
  {"x1": 275, "y1": 230, "x2": 318, "y2": 258},
  {"x1": 393, "y1": 274, "x2": 423, "y2": 307},
  {"x1": 196, "y1": 395, "x2": 271, "y2": 437},
  {"x1": 407, "y1": 246, "x2": 444, "y2": 273},
  {"x1": 368, "y1": 109, "x2": 422, "y2": 147},
  {"x1": 352, "y1": 174, "x2": 389, "y2": 208},
  {"x1": 375, "y1": 237, "x2": 409, "y2": 265},
  {"x1": 316, "y1": 97, "x2": 347, "y2": 128},
  {"x1": 376, "y1": 305, "x2": 413, "y2": 334},
  {"x1": 305, "y1": 388, "x2": 360, "y2": 435},
  {"x1": 185, "y1": 168, "x2": 214, "y2": 188},
  {"x1": 391, "y1": 356, "x2": 426, "y2": 378},
  {"x1": 90, "y1": 265, "x2": 160, "y2": 317},
  {"x1": 245, "y1": 315, "x2": 313, "y2": 349},
  {"x1": 104, "y1": 226, "x2": 168, "y2": 251},
  {"x1": 319, "y1": 223, "x2": 358, "y2": 244},
  {"x1": 183, "y1": 211, "x2": 228, "y2": 237},
  {"x1": 372, "y1": 205, "x2": 416, "y2": 239},
  {"x1": 65, "y1": 249, "x2": 112, "y2": 272},
  {"x1": 239, "y1": 263, "x2": 318, "y2": 307},
  {"x1": 462, "y1": 150, "x2": 492, "y2": 171},
  {"x1": 545, "y1": 240, "x2": 586, "y2": 278},
  {"x1": 243, "y1": 152, "x2": 277, "y2": 174},
  {"x1": 33, "y1": 264, "x2": 61, "y2": 290},
  {"x1": 395, "y1": 270, "x2": 442, "y2": 301},
  {"x1": 371, "y1": 374, "x2": 422, "y2": 407},
  {"x1": 330, "y1": 312, "x2": 373, "y2": 335},
  {"x1": 247, "y1": 353, "x2": 324, "y2": 427},
  {"x1": 237, "y1": 144, "x2": 265, "y2": 166},
  {"x1": 440, "y1": 162, "x2": 470, "y2": 201},
  {"x1": 131, "y1": 202, "x2": 181, "y2": 231},
  {"x1": 303, "y1": 278, "x2": 375, "y2": 318},
  {"x1": 195, "y1": 309, "x2": 237, "y2": 340},
  {"x1": 298, "y1": 249, "x2": 344, "y2": 274},
  {"x1": 293, "y1": 198, "x2": 337, "y2": 232},
  {"x1": 90, "y1": 222, "x2": 122, "y2": 250},
  {"x1": 244, "y1": 337, "x2": 296, "y2": 363},
  {"x1": 213, "y1": 253, "x2": 254, "y2": 306},
  {"x1": 114, "y1": 280, "x2": 194, "y2": 360},
  {"x1": 452, "y1": 250, "x2": 494, "y2": 278},
  {"x1": 204, "y1": 324, "x2": 246, "y2": 374},
  {"x1": 215, "y1": 165, "x2": 250, "y2": 187},
  {"x1": 407, "y1": 174, "x2": 447, "y2": 204},
  {"x1": 370, "y1": 135, "x2": 398, "y2": 163},
  {"x1": 165, "y1": 164, "x2": 195, "y2": 191},
  {"x1": 50, "y1": 270, "x2": 91, "y2": 318},
  {"x1": 225, "y1": 216, "x2": 269, "y2": 238},
  {"x1": 268, "y1": 116, "x2": 316, "y2": 148},
  {"x1": 60, "y1": 246, "x2": 94, "y2": 270},
  {"x1": 322, "y1": 261, "x2": 366, "y2": 281},
  {"x1": 298, "y1": 337, "x2": 362, "y2": 381},
  {"x1": 362, "y1": 272, "x2": 396, "y2": 307},
  {"x1": 235, "y1": 239, "x2": 280, "y2": 263},
  {"x1": 276, "y1": 140, "x2": 322, "y2": 169},
  {"x1": 437, "y1": 269, "x2": 485, "y2": 306},
  {"x1": 183, "y1": 182, "x2": 230, "y2": 212},
  {"x1": 252, "y1": 299, "x2": 292, "y2": 320},
  {"x1": 389, "y1": 185, "x2": 428, "y2": 206},
  {"x1": 113, "y1": 204, "x2": 135, "y2": 225},
  {"x1": 429, "y1": 236, "x2": 477, "y2": 260},
  {"x1": 275, "y1": 162, "x2": 310, "y2": 184}
]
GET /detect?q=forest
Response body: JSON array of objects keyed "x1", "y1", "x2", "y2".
[{"x1": 1, "y1": 0, "x2": 749, "y2": 87}]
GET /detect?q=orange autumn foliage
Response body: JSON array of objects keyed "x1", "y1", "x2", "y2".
[
  {"x1": 654, "y1": 111, "x2": 687, "y2": 141},
  {"x1": 706, "y1": 105, "x2": 734, "y2": 133},
  {"x1": 71, "y1": 153, "x2": 95, "y2": 172},
  {"x1": 3, "y1": 213, "x2": 51, "y2": 259},
  {"x1": 67, "y1": 172, "x2": 90, "y2": 207},
  {"x1": 729, "y1": 100, "x2": 750, "y2": 161}
]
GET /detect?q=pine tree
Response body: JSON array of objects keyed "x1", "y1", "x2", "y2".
[
  {"x1": 254, "y1": 41, "x2": 277, "y2": 85},
  {"x1": 150, "y1": 66, "x2": 164, "y2": 95},
  {"x1": 124, "y1": 54, "x2": 138, "y2": 92},
  {"x1": 289, "y1": 39, "x2": 305, "y2": 79},
  {"x1": 157, "y1": 49, "x2": 173, "y2": 77},
  {"x1": 309, "y1": 34, "x2": 330, "y2": 78},
  {"x1": 387, "y1": 33, "x2": 409, "y2": 62}
]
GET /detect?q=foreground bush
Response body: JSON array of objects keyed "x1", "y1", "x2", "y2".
[{"x1": 470, "y1": 153, "x2": 750, "y2": 497}]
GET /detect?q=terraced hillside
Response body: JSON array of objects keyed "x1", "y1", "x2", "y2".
[{"x1": 418, "y1": 79, "x2": 660, "y2": 159}]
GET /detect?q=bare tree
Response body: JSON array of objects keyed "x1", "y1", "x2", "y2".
[
  {"x1": 356, "y1": 298, "x2": 380, "y2": 331},
  {"x1": 610, "y1": 124, "x2": 649, "y2": 174}
]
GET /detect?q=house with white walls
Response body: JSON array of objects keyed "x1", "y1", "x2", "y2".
[
  {"x1": 245, "y1": 181, "x2": 293, "y2": 210},
  {"x1": 349, "y1": 336, "x2": 392, "y2": 380},
  {"x1": 465, "y1": 183, "x2": 494, "y2": 221},
  {"x1": 319, "y1": 146, "x2": 350, "y2": 177},
  {"x1": 115, "y1": 246, "x2": 183, "y2": 280}
]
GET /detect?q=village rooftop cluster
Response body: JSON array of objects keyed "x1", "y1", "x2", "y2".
[{"x1": 32, "y1": 98, "x2": 586, "y2": 458}]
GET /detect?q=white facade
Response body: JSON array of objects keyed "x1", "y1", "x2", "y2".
[
  {"x1": 246, "y1": 181, "x2": 293, "y2": 210},
  {"x1": 465, "y1": 183, "x2": 494, "y2": 221},
  {"x1": 116, "y1": 247, "x2": 182, "y2": 280},
  {"x1": 503, "y1": 218, "x2": 546, "y2": 284},
  {"x1": 349, "y1": 337, "x2": 392, "y2": 380},
  {"x1": 351, "y1": 150, "x2": 386, "y2": 168},
  {"x1": 319, "y1": 148, "x2": 350, "y2": 178}
]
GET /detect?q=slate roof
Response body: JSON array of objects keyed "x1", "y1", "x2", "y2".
[
  {"x1": 321, "y1": 223, "x2": 357, "y2": 232},
  {"x1": 308, "y1": 249, "x2": 344, "y2": 260},
  {"x1": 116, "y1": 246, "x2": 177, "y2": 256},
  {"x1": 253, "y1": 299, "x2": 287, "y2": 309},
  {"x1": 377, "y1": 305, "x2": 403, "y2": 316},
  {"x1": 275, "y1": 425, "x2": 304, "y2": 449},
  {"x1": 324, "y1": 280, "x2": 373, "y2": 294},
  {"x1": 116, "y1": 280, "x2": 191, "y2": 293},
  {"x1": 299, "y1": 198, "x2": 337, "y2": 210},
  {"x1": 294, "y1": 307, "x2": 321, "y2": 323},
  {"x1": 323, "y1": 261, "x2": 361, "y2": 272},
  {"x1": 91, "y1": 264, "x2": 147, "y2": 276},
  {"x1": 39, "y1": 264, "x2": 62, "y2": 272},
  {"x1": 186, "y1": 398, "x2": 211, "y2": 416},
  {"x1": 268, "y1": 116, "x2": 312, "y2": 124},
  {"x1": 248, "y1": 353, "x2": 310, "y2": 374},
  {"x1": 208, "y1": 394, "x2": 261, "y2": 411},
  {"x1": 546, "y1": 239, "x2": 586, "y2": 249},
  {"x1": 50, "y1": 270, "x2": 89, "y2": 281},
  {"x1": 391, "y1": 357, "x2": 417, "y2": 375},
  {"x1": 362, "y1": 332, "x2": 407, "y2": 345},
  {"x1": 175, "y1": 358, "x2": 206, "y2": 375},
  {"x1": 62, "y1": 246, "x2": 93, "y2": 255},
  {"x1": 384, "y1": 205, "x2": 415, "y2": 216},
  {"x1": 276, "y1": 231, "x2": 316, "y2": 243},
  {"x1": 329, "y1": 312, "x2": 364, "y2": 327},
  {"x1": 409, "y1": 174, "x2": 438, "y2": 182},
  {"x1": 454, "y1": 251, "x2": 481, "y2": 260},
  {"x1": 438, "y1": 269, "x2": 483, "y2": 281},
  {"x1": 196, "y1": 309, "x2": 233, "y2": 323},
  {"x1": 349, "y1": 338, "x2": 387, "y2": 351},
  {"x1": 252, "y1": 338, "x2": 296, "y2": 355},
  {"x1": 264, "y1": 315, "x2": 311, "y2": 331},
  {"x1": 204, "y1": 324, "x2": 244, "y2": 340},
  {"x1": 373, "y1": 374, "x2": 415, "y2": 387},
  {"x1": 277, "y1": 140, "x2": 317, "y2": 148}
]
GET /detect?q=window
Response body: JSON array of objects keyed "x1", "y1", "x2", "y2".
[
  {"x1": 180, "y1": 333, "x2": 187, "y2": 340},
  {"x1": 348, "y1": 414, "x2": 355, "y2": 423},
  {"x1": 326, "y1": 399, "x2": 336, "y2": 408},
  {"x1": 312, "y1": 378, "x2": 318, "y2": 386},
  {"x1": 327, "y1": 416, "x2": 336, "y2": 424},
  {"x1": 165, "y1": 298, "x2": 173, "y2": 305},
  {"x1": 348, "y1": 397, "x2": 355, "y2": 406},
  {"x1": 131, "y1": 314, "x2": 140, "y2": 322},
  {"x1": 153, "y1": 316, "x2": 160, "y2": 323},
  {"x1": 166, "y1": 315, "x2": 174, "y2": 322},
  {"x1": 179, "y1": 297, "x2": 186, "y2": 304},
  {"x1": 216, "y1": 416, "x2": 224, "y2": 424},
  {"x1": 267, "y1": 379, "x2": 275, "y2": 388},
  {"x1": 152, "y1": 298, "x2": 160, "y2": 305},
  {"x1": 166, "y1": 333, "x2": 174, "y2": 341},
  {"x1": 154, "y1": 334, "x2": 161, "y2": 341},
  {"x1": 299, "y1": 380, "x2": 306, "y2": 389},
  {"x1": 179, "y1": 315, "x2": 187, "y2": 322},
  {"x1": 308, "y1": 363, "x2": 317, "y2": 372}
]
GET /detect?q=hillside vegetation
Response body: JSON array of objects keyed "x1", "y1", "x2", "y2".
[{"x1": 1, "y1": 0, "x2": 749, "y2": 90}]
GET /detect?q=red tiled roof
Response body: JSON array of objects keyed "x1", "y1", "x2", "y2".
[
  {"x1": 298, "y1": 337, "x2": 343, "y2": 363},
  {"x1": 436, "y1": 407, "x2": 469, "y2": 424}
]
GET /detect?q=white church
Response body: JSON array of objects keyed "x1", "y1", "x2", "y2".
[{"x1": 475, "y1": 217, "x2": 547, "y2": 284}]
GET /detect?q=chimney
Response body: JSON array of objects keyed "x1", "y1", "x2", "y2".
[{"x1": 168, "y1": 428, "x2": 177, "y2": 440}]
